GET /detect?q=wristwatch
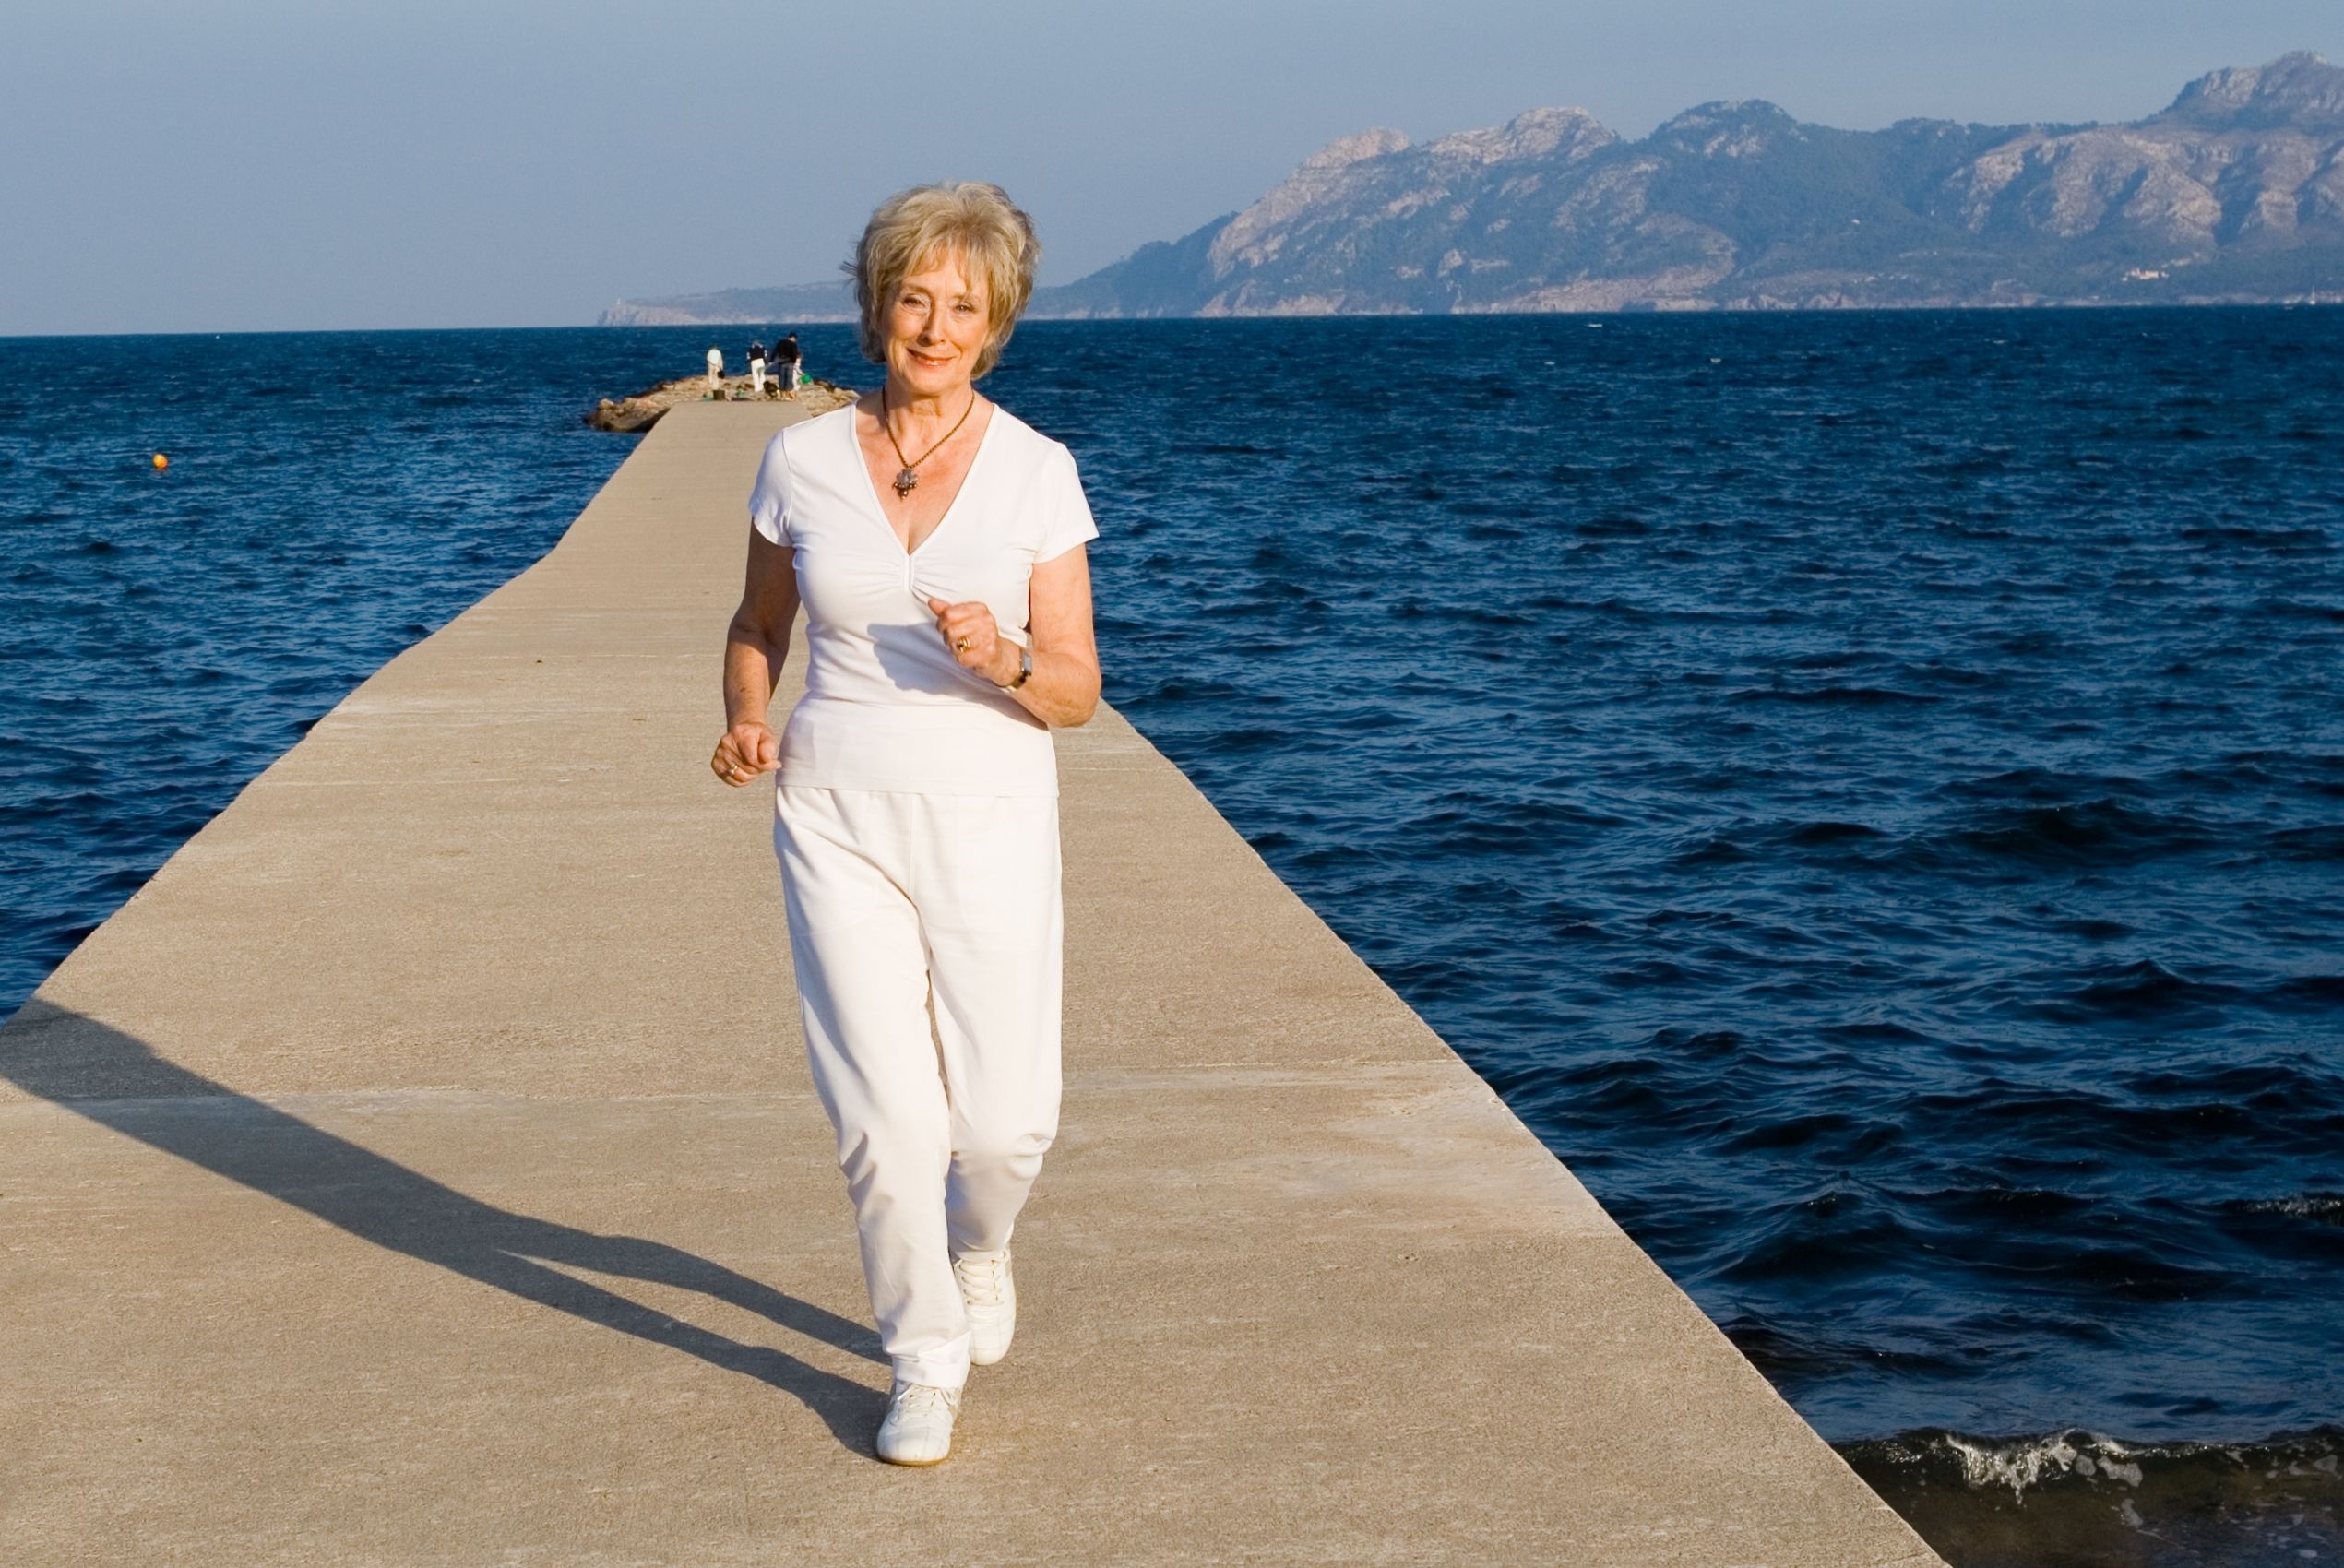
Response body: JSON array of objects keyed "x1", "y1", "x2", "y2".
[{"x1": 998, "y1": 644, "x2": 1033, "y2": 690}]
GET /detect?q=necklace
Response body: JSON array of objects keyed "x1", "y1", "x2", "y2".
[{"x1": 880, "y1": 386, "x2": 977, "y2": 498}]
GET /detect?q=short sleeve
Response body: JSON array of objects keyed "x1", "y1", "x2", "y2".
[
  {"x1": 1036, "y1": 444, "x2": 1099, "y2": 563},
  {"x1": 747, "y1": 432, "x2": 792, "y2": 546}
]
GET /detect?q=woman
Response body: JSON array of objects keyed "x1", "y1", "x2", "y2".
[{"x1": 709, "y1": 182, "x2": 1101, "y2": 1467}]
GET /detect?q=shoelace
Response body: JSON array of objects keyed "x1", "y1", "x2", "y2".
[
  {"x1": 894, "y1": 1383, "x2": 958, "y2": 1420},
  {"x1": 955, "y1": 1251, "x2": 1009, "y2": 1308}
]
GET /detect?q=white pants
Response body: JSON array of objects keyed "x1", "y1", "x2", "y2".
[
  {"x1": 773, "y1": 785, "x2": 1064, "y2": 1389},
  {"x1": 750, "y1": 358, "x2": 767, "y2": 394}
]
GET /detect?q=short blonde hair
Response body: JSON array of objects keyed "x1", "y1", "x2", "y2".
[{"x1": 845, "y1": 182, "x2": 1041, "y2": 379}]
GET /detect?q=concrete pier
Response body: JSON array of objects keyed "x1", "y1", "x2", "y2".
[{"x1": 0, "y1": 403, "x2": 1944, "y2": 1566}]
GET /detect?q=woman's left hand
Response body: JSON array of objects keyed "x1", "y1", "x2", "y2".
[{"x1": 927, "y1": 595, "x2": 1017, "y2": 686}]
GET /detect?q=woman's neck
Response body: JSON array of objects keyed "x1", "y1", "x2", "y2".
[{"x1": 883, "y1": 375, "x2": 979, "y2": 432}]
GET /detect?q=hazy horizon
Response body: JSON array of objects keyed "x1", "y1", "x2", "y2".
[{"x1": 2, "y1": 1, "x2": 2337, "y2": 336}]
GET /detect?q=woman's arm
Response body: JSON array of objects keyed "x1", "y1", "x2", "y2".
[
  {"x1": 925, "y1": 541, "x2": 1101, "y2": 728},
  {"x1": 712, "y1": 530, "x2": 802, "y2": 785}
]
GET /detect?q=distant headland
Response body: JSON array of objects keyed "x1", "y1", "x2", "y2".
[
  {"x1": 598, "y1": 280, "x2": 862, "y2": 329},
  {"x1": 602, "y1": 53, "x2": 2344, "y2": 320}
]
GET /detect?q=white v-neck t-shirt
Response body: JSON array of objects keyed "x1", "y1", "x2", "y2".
[{"x1": 746, "y1": 401, "x2": 1099, "y2": 797}]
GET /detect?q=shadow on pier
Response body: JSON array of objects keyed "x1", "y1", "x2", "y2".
[{"x1": 0, "y1": 1003, "x2": 885, "y2": 1451}]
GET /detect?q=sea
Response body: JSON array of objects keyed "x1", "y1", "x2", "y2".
[{"x1": 3, "y1": 312, "x2": 2339, "y2": 1567}]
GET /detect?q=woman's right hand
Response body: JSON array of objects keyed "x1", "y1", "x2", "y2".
[{"x1": 711, "y1": 721, "x2": 780, "y2": 787}]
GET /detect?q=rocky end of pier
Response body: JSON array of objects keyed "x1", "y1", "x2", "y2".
[{"x1": 588, "y1": 375, "x2": 856, "y2": 433}]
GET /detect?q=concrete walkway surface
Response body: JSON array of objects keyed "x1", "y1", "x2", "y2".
[{"x1": 0, "y1": 402, "x2": 1944, "y2": 1566}]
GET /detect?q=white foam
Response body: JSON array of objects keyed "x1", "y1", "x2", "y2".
[{"x1": 1948, "y1": 1431, "x2": 2147, "y2": 1499}]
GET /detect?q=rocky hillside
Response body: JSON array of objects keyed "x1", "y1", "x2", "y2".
[
  {"x1": 1037, "y1": 52, "x2": 2344, "y2": 314},
  {"x1": 597, "y1": 279, "x2": 854, "y2": 327}
]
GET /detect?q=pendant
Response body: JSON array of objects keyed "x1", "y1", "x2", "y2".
[{"x1": 893, "y1": 468, "x2": 920, "y2": 498}]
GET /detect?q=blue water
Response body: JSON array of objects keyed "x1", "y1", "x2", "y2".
[{"x1": 5, "y1": 315, "x2": 2341, "y2": 1566}]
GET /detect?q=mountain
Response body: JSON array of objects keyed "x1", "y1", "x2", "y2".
[
  {"x1": 1037, "y1": 52, "x2": 2344, "y2": 314},
  {"x1": 598, "y1": 53, "x2": 2344, "y2": 323}
]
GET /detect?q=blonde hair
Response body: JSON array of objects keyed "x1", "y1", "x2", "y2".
[{"x1": 845, "y1": 182, "x2": 1041, "y2": 379}]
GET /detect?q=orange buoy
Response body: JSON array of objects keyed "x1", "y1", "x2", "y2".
[{"x1": 151, "y1": 453, "x2": 169, "y2": 469}]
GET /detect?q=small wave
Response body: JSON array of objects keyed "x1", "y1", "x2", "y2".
[
  {"x1": 1843, "y1": 1426, "x2": 2344, "y2": 1568},
  {"x1": 1932, "y1": 766, "x2": 2150, "y2": 802},
  {"x1": 1669, "y1": 833, "x2": 1754, "y2": 866},
  {"x1": 1815, "y1": 1019, "x2": 1934, "y2": 1046},
  {"x1": 2179, "y1": 522, "x2": 2333, "y2": 550},
  {"x1": 1726, "y1": 683, "x2": 1940, "y2": 706},
  {"x1": 1896, "y1": 796, "x2": 2220, "y2": 873},
  {"x1": 1781, "y1": 818, "x2": 1888, "y2": 847},
  {"x1": 1945, "y1": 1429, "x2": 2148, "y2": 1498},
  {"x1": 2269, "y1": 823, "x2": 2344, "y2": 861},
  {"x1": 1715, "y1": 1110, "x2": 1904, "y2": 1158},
  {"x1": 2254, "y1": 596, "x2": 2344, "y2": 622},
  {"x1": 1574, "y1": 513, "x2": 1651, "y2": 537},
  {"x1": 2046, "y1": 956, "x2": 2239, "y2": 1021},
  {"x1": 2226, "y1": 1193, "x2": 2344, "y2": 1227}
]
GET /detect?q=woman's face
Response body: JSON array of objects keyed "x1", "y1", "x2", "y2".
[{"x1": 884, "y1": 250, "x2": 992, "y2": 400}]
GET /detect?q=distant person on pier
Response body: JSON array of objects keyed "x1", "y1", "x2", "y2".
[
  {"x1": 711, "y1": 183, "x2": 1100, "y2": 1468},
  {"x1": 748, "y1": 339, "x2": 767, "y2": 396},
  {"x1": 775, "y1": 331, "x2": 802, "y2": 398},
  {"x1": 705, "y1": 344, "x2": 723, "y2": 392}
]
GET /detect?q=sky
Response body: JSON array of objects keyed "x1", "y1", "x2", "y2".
[{"x1": 2, "y1": 0, "x2": 2337, "y2": 335}]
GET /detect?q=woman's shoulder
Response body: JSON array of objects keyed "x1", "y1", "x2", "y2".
[
  {"x1": 763, "y1": 400, "x2": 859, "y2": 466},
  {"x1": 979, "y1": 402, "x2": 1079, "y2": 476},
  {"x1": 794, "y1": 400, "x2": 863, "y2": 441}
]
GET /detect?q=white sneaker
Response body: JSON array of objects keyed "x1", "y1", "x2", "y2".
[
  {"x1": 954, "y1": 1246, "x2": 1017, "y2": 1366},
  {"x1": 875, "y1": 1379, "x2": 960, "y2": 1467}
]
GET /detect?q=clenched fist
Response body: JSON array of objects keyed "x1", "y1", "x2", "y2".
[
  {"x1": 710, "y1": 720, "x2": 779, "y2": 787},
  {"x1": 927, "y1": 595, "x2": 1019, "y2": 687}
]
